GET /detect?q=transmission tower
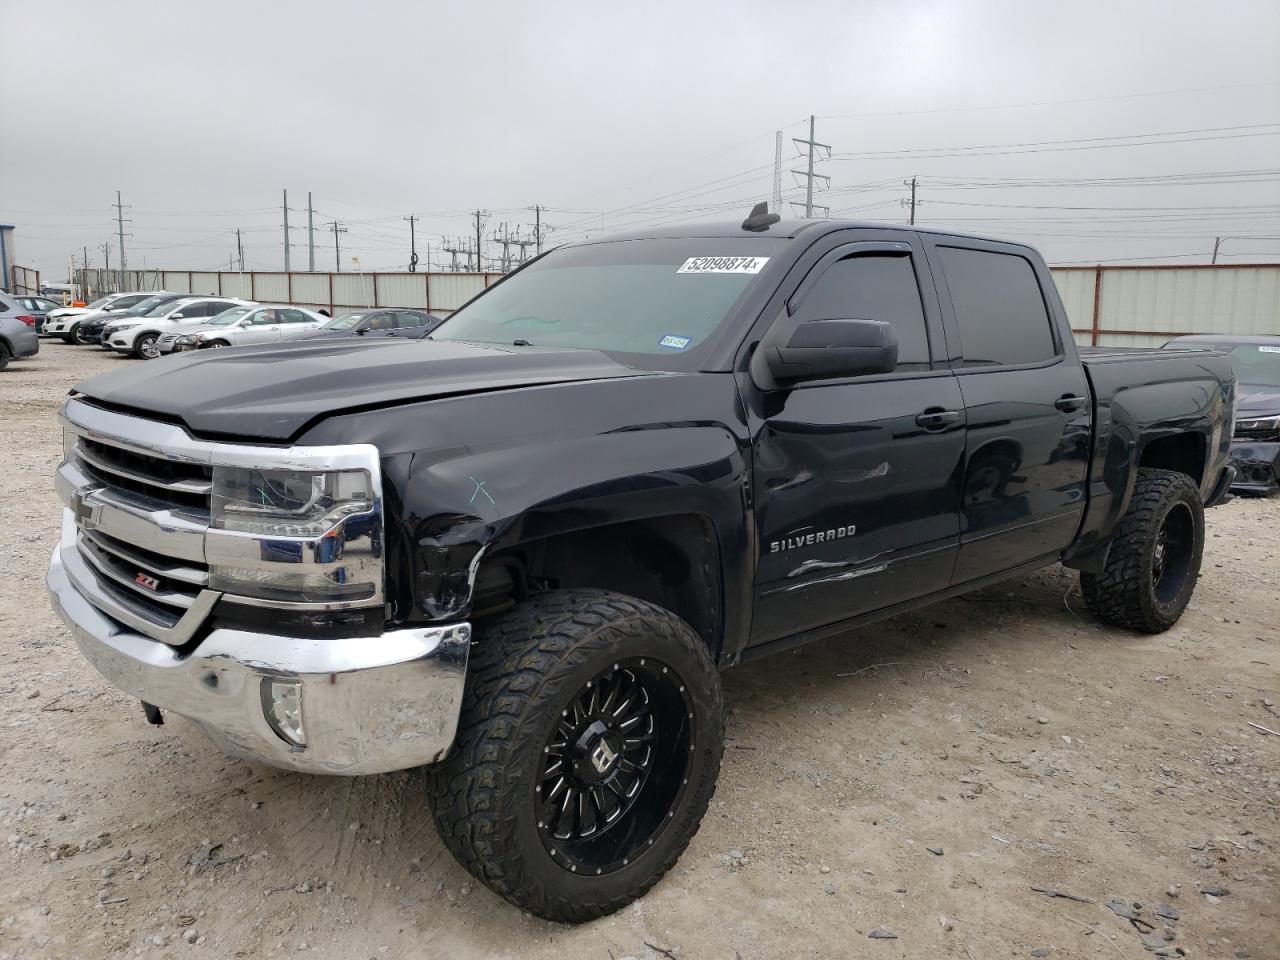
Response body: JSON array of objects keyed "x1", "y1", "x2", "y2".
[
  {"x1": 772, "y1": 131, "x2": 783, "y2": 212},
  {"x1": 789, "y1": 115, "x2": 831, "y2": 218}
]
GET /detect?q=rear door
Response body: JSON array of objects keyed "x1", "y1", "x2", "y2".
[
  {"x1": 922, "y1": 239, "x2": 1091, "y2": 583},
  {"x1": 748, "y1": 230, "x2": 966, "y2": 645},
  {"x1": 277, "y1": 308, "x2": 319, "y2": 339}
]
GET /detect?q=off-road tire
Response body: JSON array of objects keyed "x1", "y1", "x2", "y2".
[
  {"x1": 0, "y1": 341, "x2": 10, "y2": 371},
  {"x1": 427, "y1": 588, "x2": 724, "y2": 923},
  {"x1": 1081, "y1": 468, "x2": 1204, "y2": 633}
]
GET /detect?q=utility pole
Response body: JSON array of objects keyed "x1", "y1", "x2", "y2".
[
  {"x1": 82, "y1": 245, "x2": 89, "y2": 300},
  {"x1": 282, "y1": 189, "x2": 291, "y2": 272},
  {"x1": 772, "y1": 130, "x2": 783, "y2": 213},
  {"x1": 307, "y1": 192, "x2": 316, "y2": 272},
  {"x1": 904, "y1": 176, "x2": 918, "y2": 225},
  {"x1": 442, "y1": 237, "x2": 467, "y2": 272},
  {"x1": 114, "y1": 190, "x2": 129, "y2": 289},
  {"x1": 790, "y1": 116, "x2": 831, "y2": 218},
  {"x1": 329, "y1": 220, "x2": 347, "y2": 272},
  {"x1": 473, "y1": 210, "x2": 487, "y2": 273},
  {"x1": 1212, "y1": 236, "x2": 1222, "y2": 264},
  {"x1": 532, "y1": 204, "x2": 544, "y2": 255},
  {"x1": 236, "y1": 228, "x2": 244, "y2": 272},
  {"x1": 405, "y1": 214, "x2": 419, "y2": 272}
]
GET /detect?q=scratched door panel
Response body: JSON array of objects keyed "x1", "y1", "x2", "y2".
[{"x1": 750, "y1": 375, "x2": 965, "y2": 645}]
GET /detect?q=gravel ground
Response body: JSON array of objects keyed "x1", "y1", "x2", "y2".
[{"x1": 2, "y1": 341, "x2": 1277, "y2": 960}]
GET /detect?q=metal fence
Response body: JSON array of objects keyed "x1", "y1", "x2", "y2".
[
  {"x1": 9, "y1": 265, "x2": 41, "y2": 297},
  {"x1": 74, "y1": 263, "x2": 1280, "y2": 346},
  {"x1": 75, "y1": 267, "x2": 504, "y2": 318},
  {"x1": 1051, "y1": 264, "x2": 1280, "y2": 347}
]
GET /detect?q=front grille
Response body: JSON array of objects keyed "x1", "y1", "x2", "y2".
[
  {"x1": 75, "y1": 436, "x2": 212, "y2": 514},
  {"x1": 77, "y1": 529, "x2": 206, "y2": 630}
]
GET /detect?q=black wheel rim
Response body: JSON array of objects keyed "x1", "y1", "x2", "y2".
[
  {"x1": 1152, "y1": 501, "x2": 1194, "y2": 605},
  {"x1": 536, "y1": 657, "x2": 693, "y2": 876}
]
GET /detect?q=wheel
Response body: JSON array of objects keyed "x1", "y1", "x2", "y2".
[
  {"x1": 1081, "y1": 468, "x2": 1204, "y2": 633},
  {"x1": 0, "y1": 341, "x2": 10, "y2": 371},
  {"x1": 428, "y1": 589, "x2": 723, "y2": 923},
  {"x1": 63, "y1": 326, "x2": 82, "y2": 344},
  {"x1": 133, "y1": 332, "x2": 160, "y2": 359}
]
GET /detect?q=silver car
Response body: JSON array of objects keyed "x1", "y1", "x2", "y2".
[
  {"x1": 156, "y1": 304, "x2": 328, "y2": 354},
  {"x1": 0, "y1": 292, "x2": 41, "y2": 370}
]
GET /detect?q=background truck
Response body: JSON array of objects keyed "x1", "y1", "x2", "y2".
[{"x1": 47, "y1": 211, "x2": 1235, "y2": 922}]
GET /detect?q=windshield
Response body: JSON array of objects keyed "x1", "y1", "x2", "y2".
[
  {"x1": 135, "y1": 297, "x2": 180, "y2": 316},
  {"x1": 86, "y1": 296, "x2": 115, "y2": 309},
  {"x1": 1223, "y1": 344, "x2": 1280, "y2": 387},
  {"x1": 208, "y1": 306, "x2": 253, "y2": 326},
  {"x1": 432, "y1": 238, "x2": 783, "y2": 365},
  {"x1": 322, "y1": 312, "x2": 368, "y2": 330},
  {"x1": 1169, "y1": 340, "x2": 1280, "y2": 388}
]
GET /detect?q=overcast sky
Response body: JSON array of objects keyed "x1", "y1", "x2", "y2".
[{"x1": 2, "y1": 0, "x2": 1278, "y2": 278}]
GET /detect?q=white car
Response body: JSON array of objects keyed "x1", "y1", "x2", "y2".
[
  {"x1": 156, "y1": 304, "x2": 330, "y2": 354},
  {"x1": 102, "y1": 296, "x2": 248, "y2": 358},
  {"x1": 42, "y1": 291, "x2": 164, "y2": 341}
]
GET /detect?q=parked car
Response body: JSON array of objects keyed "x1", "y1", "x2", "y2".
[
  {"x1": 39, "y1": 283, "x2": 75, "y2": 300},
  {"x1": 305, "y1": 308, "x2": 443, "y2": 341},
  {"x1": 1165, "y1": 333, "x2": 1280, "y2": 494},
  {"x1": 156, "y1": 304, "x2": 328, "y2": 354},
  {"x1": 101, "y1": 297, "x2": 246, "y2": 357},
  {"x1": 43, "y1": 292, "x2": 169, "y2": 342},
  {"x1": 74, "y1": 294, "x2": 188, "y2": 347},
  {"x1": 10, "y1": 295, "x2": 65, "y2": 333},
  {"x1": 47, "y1": 215, "x2": 1236, "y2": 923},
  {"x1": 0, "y1": 292, "x2": 40, "y2": 370}
]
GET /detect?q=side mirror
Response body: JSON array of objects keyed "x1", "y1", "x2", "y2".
[{"x1": 753, "y1": 318, "x2": 898, "y2": 388}]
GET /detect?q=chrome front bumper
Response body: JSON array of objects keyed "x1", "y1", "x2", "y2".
[{"x1": 47, "y1": 516, "x2": 471, "y2": 775}]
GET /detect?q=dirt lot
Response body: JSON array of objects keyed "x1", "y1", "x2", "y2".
[{"x1": 1, "y1": 342, "x2": 1276, "y2": 960}]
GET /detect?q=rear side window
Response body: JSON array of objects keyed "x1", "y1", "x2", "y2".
[
  {"x1": 791, "y1": 253, "x2": 931, "y2": 371},
  {"x1": 938, "y1": 247, "x2": 1056, "y2": 367},
  {"x1": 397, "y1": 311, "x2": 428, "y2": 327}
]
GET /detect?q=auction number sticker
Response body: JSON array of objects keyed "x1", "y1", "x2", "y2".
[
  {"x1": 1260, "y1": 345, "x2": 1280, "y2": 353},
  {"x1": 677, "y1": 256, "x2": 770, "y2": 274}
]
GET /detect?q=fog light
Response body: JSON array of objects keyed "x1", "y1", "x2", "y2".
[{"x1": 262, "y1": 679, "x2": 306, "y2": 747}]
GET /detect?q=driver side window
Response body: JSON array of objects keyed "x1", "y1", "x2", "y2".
[{"x1": 793, "y1": 254, "x2": 931, "y2": 371}]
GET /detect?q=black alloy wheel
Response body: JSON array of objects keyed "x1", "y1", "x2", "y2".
[{"x1": 536, "y1": 656, "x2": 693, "y2": 877}]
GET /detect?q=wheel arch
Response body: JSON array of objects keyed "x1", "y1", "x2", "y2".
[{"x1": 475, "y1": 514, "x2": 726, "y2": 660}]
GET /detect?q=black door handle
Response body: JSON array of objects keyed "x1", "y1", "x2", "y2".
[
  {"x1": 916, "y1": 409, "x2": 962, "y2": 430},
  {"x1": 1054, "y1": 394, "x2": 1087, "y2": 412}
]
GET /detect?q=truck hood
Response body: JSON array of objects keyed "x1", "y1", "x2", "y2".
[
  {"x1": 1237, "y1": 384, "x2": 1280, "y2": 416},
  {"x1": 73, "y1": 338, "x2": 658, "y2": 442}
]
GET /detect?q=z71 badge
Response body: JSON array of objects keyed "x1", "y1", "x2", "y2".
[
  {"x1": 768, "y1": 524, "x2": 855, "y2": 554},
  {"x1": 134, "y1": 572, "x2": 160, "y2": 592}
]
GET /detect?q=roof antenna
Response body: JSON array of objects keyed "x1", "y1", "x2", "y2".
[{"x1": 741, "y1": 201, "x2": 781, "y2": 233}]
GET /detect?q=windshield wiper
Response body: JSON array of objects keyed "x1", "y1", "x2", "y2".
[{"x1": 512, "y1": 338, "x2": 533, "y2": 346}]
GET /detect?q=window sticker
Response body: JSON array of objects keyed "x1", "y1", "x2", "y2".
[
  {"x1": 1259, "y1": 345, "x2": 1280, "y2": 353},
  {"x1": 658, "y1": 334, "x2": 692, "y2": 350},
  {"x1": 677, "y1": 256, "x2": 769, "y2": 275}
]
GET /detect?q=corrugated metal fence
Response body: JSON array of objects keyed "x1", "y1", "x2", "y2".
[
  {"x1": 75, "y1": 268, "x2": 504, "y2": 319},
  {"x1": 77, "y1": 263, "x2": 1279, "y2": 346},
  {"x1": 1051, "y1": 264, "x2": 1280, "y2": 347}
]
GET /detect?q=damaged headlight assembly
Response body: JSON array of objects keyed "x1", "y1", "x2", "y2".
[{"x1": 209, "y1": 465, "x2": 383, "y2": 606}]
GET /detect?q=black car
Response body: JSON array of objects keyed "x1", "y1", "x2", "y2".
[
  {"x1": 50, "y1": 214, "x2": 1236, "y2": 924},
  {"x1": 306, "y1": 308, "x2": 442, "y2": 341},
  {"x1": 1165, "y1": 334, "x2": 1280, "y2": 494},
  {"x1": 77, "y1": 293, "x2": 186, "y2": 345}
]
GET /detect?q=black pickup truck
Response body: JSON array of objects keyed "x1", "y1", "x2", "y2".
[{"x1": 47, "y1": 211, "x2": 1235, "y2": 923}]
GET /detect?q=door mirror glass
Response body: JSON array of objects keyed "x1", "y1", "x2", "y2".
[{"x1": 760, "y1": 318, "x2": 898, "y2": 385}]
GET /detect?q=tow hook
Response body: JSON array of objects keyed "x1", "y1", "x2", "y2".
[{"x1": 142, "y1": 701, "x2": 164, "y2": 726}]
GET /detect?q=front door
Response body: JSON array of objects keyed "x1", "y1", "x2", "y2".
[
  {"x1": 237, "y1": 308, "x2": 284, "y2": 345},
  {"x1": 923, "y1": 240, "x2": 1091, "y2": 583},
  {"x1": 748, "y1": 234, "x2": 966, "y2": 646}
]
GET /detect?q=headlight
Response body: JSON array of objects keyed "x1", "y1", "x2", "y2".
[
  {"x1": 208, "y1": 466, "x2": 381, "y2": 604},
  {"x1": 1235, "y1": 414, "x2": 1280, "y2": 438},
  {"x1": 175, "y1": 335, "x2": 195, "y2": 345},
  {"x1": 110, "y1": 320, "x2": 140, "y2": 331}
]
